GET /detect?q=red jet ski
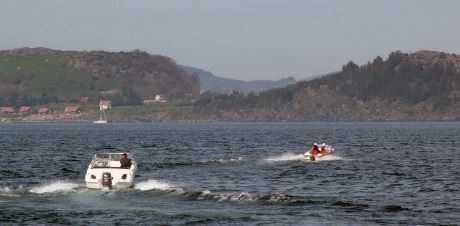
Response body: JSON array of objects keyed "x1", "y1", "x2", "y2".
[{"x1": 303, "y1": 143, "x2": 335, "y2": 161}]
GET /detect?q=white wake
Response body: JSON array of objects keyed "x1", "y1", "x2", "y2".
[
  {"x1": 0, "y1": 186, "x2": 22, "y2": 197},
  {"x1": 264, "y1": 153, "x2": 305, "y2": 162},
  {"x1": 264, "y1": 152, "x2": 346, "y2": 162},
  {"x1": 134, "y1": 179, "x2": 181, "y2": 191},
  {"x1": 29, "y1": 180, "x2": 80, "y2": 194},
  {"x1": 317, "y1": 154, "x2": 346, "y2": 161}
]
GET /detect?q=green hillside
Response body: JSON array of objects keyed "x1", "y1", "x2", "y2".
[
  {"x1": 1, "y1": 48, "x2": 459, "y2": 121},
  {"x1": 0, "y1": 48, "x2": 199, "y2": 107},
  {"x1": 192, "y1": 50, "x2": 460, "y2": 121}
]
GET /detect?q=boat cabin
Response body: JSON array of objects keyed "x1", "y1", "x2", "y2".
[{"x1": 90, "y1": 153, "x2": 133, "y2": 169}]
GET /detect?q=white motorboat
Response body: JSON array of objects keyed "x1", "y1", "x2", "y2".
[
  {"x1": 93, "y1": 119, "x2": 107, "y2": 124},
  {"x1": 85, "y1": 153, "x2": 137, "y2": 189}
]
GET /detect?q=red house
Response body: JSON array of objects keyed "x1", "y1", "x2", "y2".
[
  {"x1": 19, "y1": 106, "x2": 32, "y2": 114},
  {"x1": 38, "y1": 107, "x2": 52, "y2": 115},
  {"x1": 0, "y1": 107, "x2": 15, "y2": 114},
  {"x1": 64, "y1": 106, "x2": 80, "y2": 115}
]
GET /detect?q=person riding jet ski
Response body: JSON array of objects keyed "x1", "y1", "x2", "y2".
[
  {"x1": 304, "y1": 142, "x2": 335, "y2": 161},
  {"x1": 320, "y1": 143, "x2": 327, "y2": 154},
  {"x1": 309, "y1": 143, "x2": 320, "y2": 156}
]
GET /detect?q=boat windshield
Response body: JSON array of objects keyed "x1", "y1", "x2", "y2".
[
  {"x1": 93, "y1": 153, "x2": 131, "y2": 161},
  {"x1": 90, "y1": 153, "x2": 133, "y2": 168}
]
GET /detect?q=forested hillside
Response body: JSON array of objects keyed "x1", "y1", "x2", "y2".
[
  {"x1": 192, "y1": 50, "x2": 460, "y2": 121},
  {"x1": 0, "y1": 48, "x2": 199, "y2": 106},
  {"x1": 1, "y1": 48, "x2": 458, "y2": 121}
]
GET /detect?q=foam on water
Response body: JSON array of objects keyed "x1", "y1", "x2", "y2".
[
  {"x1": 134, "y1": 179, "x2": 181, "y2": 191},
  {"x1": 191, "y1": 190, "x2": 309, "y2": 203},
  {"x1": 264, "y1": 153, "x2": 305, "y2": 162},
  {"x1": 29, "y1": 180, "x2": 80, "y2": 194},
  {"x1": 0, "y1": 185, "x2": 27, "y2": 197},
  {"x1": 217, "y1": 156, "x2": 244, "y2": 163},
  {"x1": 317, "y1": 154, "x2": 345, "y2": 161},
  {"x1": 0, "y1": 187, "x2": 16, "y2": 197},
  {"x1": 264, "y1": 151, "x2": 348, "y2": 162},
  {"x1": 195, "y1": 190, "x2": 254, "y2": 202},
  {"x1": 0, "y1": 186, "x2": 12, "y2": 193}
]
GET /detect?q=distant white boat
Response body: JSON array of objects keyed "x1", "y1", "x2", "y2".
[{"x1": 93, "y1": 105, "x2": 108, "y2": 123}]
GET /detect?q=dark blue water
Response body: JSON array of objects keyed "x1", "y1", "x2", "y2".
[{"x1": 1, "y1": 122, "x2": 459, "y2": 225}]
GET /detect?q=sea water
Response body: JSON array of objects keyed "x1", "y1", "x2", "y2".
[{"x1": 0, "y1": 122, "x2": 459, "y2": 225}]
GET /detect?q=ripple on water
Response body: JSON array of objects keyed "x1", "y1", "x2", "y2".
[{"x1": 0, "y1": 122, "x2": 458, "y2": 225}]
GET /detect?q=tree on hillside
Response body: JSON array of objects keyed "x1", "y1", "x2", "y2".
[
  {"x1": 342, "y1": 61, "x2": 359, "y2": 72},
  {"x1": 387, "y1": 51, "x2": 405, "y2": 69}
]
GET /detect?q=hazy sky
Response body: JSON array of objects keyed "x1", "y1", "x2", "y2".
[{"x1": 1, "y1": 0, "x2": 460, "y2": 80}]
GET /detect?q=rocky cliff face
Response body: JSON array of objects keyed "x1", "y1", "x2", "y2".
[{"x1": 408, "y1": 50, "x2": 460, "y2": 71}]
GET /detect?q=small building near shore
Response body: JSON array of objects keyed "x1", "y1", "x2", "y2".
[
  {"x1": 99, "y1": 100, "x2": 112, "y2": 111},
  {"x1": 1, "y1": 107, "x2": 15, "y2": 114},
  {"x1": 38, "y1": 107, "x2": 53, "y2": 115},
  {"x1": 19, "y1": 106, "x2": 32, "y2": 114},
  {"x1": 64, "y1": 106, "x2": 80, "y2": 115}
]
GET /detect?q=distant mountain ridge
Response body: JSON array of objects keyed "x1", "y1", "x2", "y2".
[{"x1": 181, "y1": 65, "x2": 296, "y2": 93}]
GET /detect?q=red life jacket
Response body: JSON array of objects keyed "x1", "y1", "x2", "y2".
[
  {"x1": 320, "y1": 147, "x2": 327, "y2": 154},
  {"x1": 311, "y1": 147, "x2": 319, "y2": 156}
]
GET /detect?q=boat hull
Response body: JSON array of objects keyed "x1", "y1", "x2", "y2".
[
  {"x1": 303, "y1": 149, "x2": 335, "y2": 161},
  {"x1": 85, "y1": 167, "x2": 137, "y2": 189},
  {"x1": 85, "y1": 154, "x2": 137, "y2": 190}
]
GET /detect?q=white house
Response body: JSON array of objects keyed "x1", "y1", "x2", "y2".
[{"x1": 99, "y1": 100, "x2": 112, "y2": 111}]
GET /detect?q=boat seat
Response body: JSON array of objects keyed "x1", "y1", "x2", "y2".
[
  {"x1": 110, "y1": 161, "x2": 121, "y2": 168},
  {"x1": 92, "y1": 160, "x2": 108, "y2": 168}
]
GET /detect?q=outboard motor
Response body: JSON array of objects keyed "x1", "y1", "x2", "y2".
[{"x1": 102, "y1": 172, "x2": 112, "y2": 189}]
